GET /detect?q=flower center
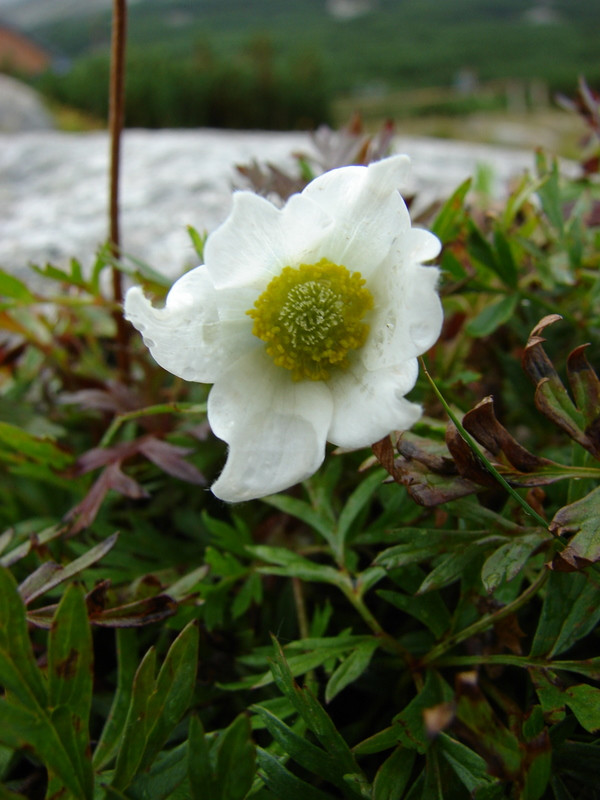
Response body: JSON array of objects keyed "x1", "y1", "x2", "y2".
[{"x1": 247, "y1": 258, "x2": 373, "y2": 381}]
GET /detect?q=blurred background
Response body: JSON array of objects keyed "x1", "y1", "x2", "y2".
[{"x1": 0, "y1": 0, "x2": 597, "y2": 154}]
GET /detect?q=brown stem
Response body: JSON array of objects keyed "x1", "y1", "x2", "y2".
[{"x1": 109, "y1": 0, "x2": 130, "y2": 376}]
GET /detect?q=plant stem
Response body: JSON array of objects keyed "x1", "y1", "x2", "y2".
[
  {"x1": 421, "y1": 567, "x2": 549, "y2": 666},
  {"x1": 109, "y1": 0, "x2": 130, "y2": 376}
]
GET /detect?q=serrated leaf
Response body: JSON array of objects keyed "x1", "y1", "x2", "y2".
[{"x1": 325, "y1": 640, "x2": 379, "y2": 703}]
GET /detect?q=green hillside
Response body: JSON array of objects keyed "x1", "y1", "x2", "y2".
[{"x1": 33, "y1": 0, "x2": 600, "y2": 95}]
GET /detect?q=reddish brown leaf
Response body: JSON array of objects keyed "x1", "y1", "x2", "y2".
[
  {"x1": 463, "y1": 396, "x2": 554, "y2": 472},
  {"x1": 65, "y1": 462, "x2": 149, "y2": 534},
  {"x1": 445, "y1": 423, "x2": 498, "y2": 488},
  {"x1": 90, "y1": 594, "x2": 178, "y2": 627},
  {"x1": 138, "y1": 437, "x2": 206, "y2": 485}
]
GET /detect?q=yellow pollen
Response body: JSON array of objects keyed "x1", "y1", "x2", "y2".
[{"x1": 247, "y1": 258, "x2": 373, "y2": 381}]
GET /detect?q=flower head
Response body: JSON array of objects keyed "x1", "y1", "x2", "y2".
[{"x1": 124, "y1": 155, "x2": 443, "y2": 502}]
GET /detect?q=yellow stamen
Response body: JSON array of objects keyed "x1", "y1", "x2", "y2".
[{"x1": 247, "y1": 258, "x2": 373, "y2": 381}]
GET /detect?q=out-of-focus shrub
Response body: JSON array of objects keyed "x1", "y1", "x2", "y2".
[{"x1": 36, "y1": 37, "x2": 332, "y2": 130}]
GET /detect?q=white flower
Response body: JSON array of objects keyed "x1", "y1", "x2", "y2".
[{"x1": 124, "y1": 155, "x2": 443, "y2": 502}]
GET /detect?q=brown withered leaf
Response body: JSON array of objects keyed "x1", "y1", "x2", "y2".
[
  {"x1": 445, "y1": 423, "x2": 498, "y2": 488},
  {"x1": 463, "y1": 397, "x2": 555, "y2": 473},
  {"x1": 373, "y1": 433, "x2": 480, "y2": 506},
  {"x1": 523, "y1": 315, "x2": 600, "y2": 459},
  {"x1": 90, "y1": 594, "x2": 178, "y2": 627},
  {"x1": 235, "y1": 160, "x2": 305, "y2": 202}
]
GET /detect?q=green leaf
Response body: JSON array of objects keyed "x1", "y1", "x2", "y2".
[
  {"x1": 232, "y1": 572, "x2": 263, "y2": 619},
  {"x1": 536, "y1": 157, "x2": 564, "y2": 234},
  {"x1": 260, "y1": 494, "x2": 336, "y2": 550},
  {"x1": 481, "y1": 533, "x2": 546, "y2": 593},
  {"x1": 549, "y1": 486, "x2": 600, "y2": 569},
  {"x1": 188, "y1": 716, "x2": 218, "y2": 800},
  {"x1": 111, "y1": 646, "x2": 158, "y2": 790},
  {"x1": 372, "y1": 746, "x2": 416, "y2": 800},
  {"x1": 248, "y1": 545, "x2": 341, "y2": 585},
  {"x1": 141, "y1": 621, "x2": 199, "y2": 771},
  {"x1": 214, "y1": 713, "x2": 256, "y2": 800},
  {"x1": 356, "y1": 671, "x2": 452, "y2": 757},
  {"x1": 432, "y1": 178, "x2": 471, "y2": 244},
  {"x1": 0, "y1": 421, "x2": 72, "y2": 470},
  {"x1": 377, "y1": 589, "x2": 451, "y2": 639},
  {"x1": 466, "y1": 294, "x2": 519, "y2": 338},
  {"x1": 438, "y1": 733, "x2": 495, "y2": 792},
  {"x1": 127, "y1": 740, "x2": 188, "y2": 800},
  {"x1": 0, "y1": 567, "x2": 47, "y2": 710},
  {"x1": 336, "y1": 470, "x2": 384, "y2": 547},
  {"x1": 324, "y1": 639, "x2": 379, "y2": 703},
  {"x1": 268, "y1": 638, "x2": 361, "y2": 778},
  {"x1": 93, "y1": 629, "x2": 139, "y2": 770},
  {"x1": 564, "y1": 684, "x2": 600, "y2": 733},
  {"x1": 256, "y1": 747, "x2": 333, "y2": 800},
  {"x1": 252, "y1": 705, "x2": 344, "y2": 790},
  {"x1": 0, "y1": 268, "x2": 35, "y2": 304},
  {"x1": 47, "y1": 584, "x2": 93, "y2": 799},
  {"x1": 530, "y1": 570, "x2": 600, "y2": 658},
  {"x1": 417, "y1": 540, "x2": 500, "y2": 594},
  {"x1": 0, "y1": 699, "x2": 86, "y2": 799}
]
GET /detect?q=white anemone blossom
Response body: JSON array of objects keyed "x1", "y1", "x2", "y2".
[{"x1": 124, "y1": 155, "x2": 443, "y2": 502}]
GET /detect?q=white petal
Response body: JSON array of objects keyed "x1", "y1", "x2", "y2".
[
  {"x1": 302, "y1": 155, "x2": 412, "y2": 276},
  {"x1": 124, "y1": 266, "x2": 255, "y2": 383},
  {"x1": 327, "y1": 360, "x2": 422, "y2": 449},
  {"x1": 208, "y1": 350, "x2": 333, "y2": 502},
  {"x1": 363, "y1": 249, "x2": 443, "y2": 371},
  {"x1": 204, "y1": 191, "x2": 332, "y2": 290}
]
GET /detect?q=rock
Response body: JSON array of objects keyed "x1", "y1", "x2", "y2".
[
  {"x1": 0, "y1": 128, "x2": 549, "y2": 286},
  {"x1": 0, "y1": 73, "x2": 54, "y2": 132}
]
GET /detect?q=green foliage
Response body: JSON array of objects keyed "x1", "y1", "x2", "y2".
[
  {"x1": 2, "y1": 81, "x2": 600, "y2": 799},
  {"x1": 37, "y1": 38, "x2": 332, "y2": 130},
  {"x1": 30, "y1": 0, "x2": 600, "y2": 98}
]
